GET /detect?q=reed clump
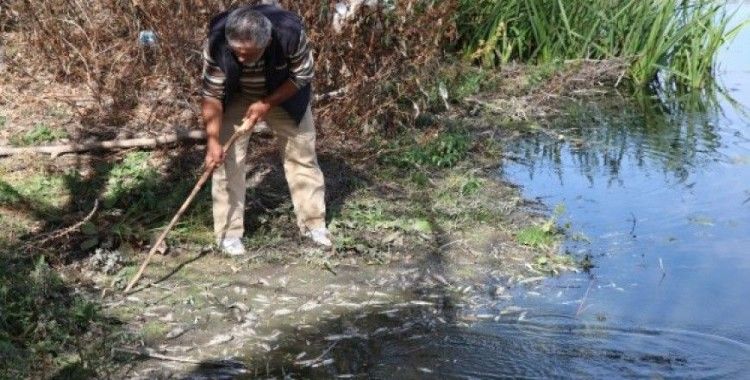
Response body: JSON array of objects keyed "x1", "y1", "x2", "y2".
[{"x1": 457, "y1": 0, "x2": 746, "y2": 90}]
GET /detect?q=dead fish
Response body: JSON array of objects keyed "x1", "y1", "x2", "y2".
[
  {"x1": 162, "y1": 345, "x2": 194, "y2": 353},
  {"x1": 518, "y1": 276, "x2": 546, "y2": 285},
  {"x1": 324, "y1": 334, "x2": 364, "y2": 341},
  {"x1": 252, "y1": 295, "x2": 270, "y2": 304},
  {"x1": 257, "y1": 342, "x2": 271, "y2": 352},
  {"x1": 165, "y1": 326, "x2": 189, "y2": 340},
  {"x1": 361, "y1": 300, "x2": 388, "y2": 306},
  {"x1": 312, "y1": 358, "x2": 334, "y2": 368},
  {"x1": 334, "y1": 302, "x2": 364, "y2": 309},
  {"x1": 500, "y1": 306, "x2": 525, "y2": 315},
  {"x1": 251, "y1": 278, "x2": 269, "y2": 287},
  {"x1": 259, "y1": 330, "x2": 281, "y2": 341},
  {"x1": 409, "y1": 300, "x2": 434, "y2": 306},
  {"x1": 432, "y1": 274, "x2": 449, "y2": 285},
  {"x1": 298, "y1": 301, "x2": 321, "y2": 311},
  {"x1": 232, "y1": 286, "x2": 248, "y2": 295},
  {"x1": 418, "y1": 368, "x2": 434, "y2": 374},
  {"x1": 493, "y1": 286, "x2": 506, "y2": 296},
  {"x1": 206, "y1": 334, "x2": 233, "y2": 346},
  {"x1": 277, "y1": 276, "x2": 289, "y2": 287},
  {"x1": 273, "y1": 308, "x2": 293, "y2": 317},
  {"x1": 228, "y1": 302, "x2": 249, "y2": 313}
]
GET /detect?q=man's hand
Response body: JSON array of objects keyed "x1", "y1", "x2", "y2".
[
  {"x1": 244, "y1": 100, "x2": 272, "y2": 126},
  {"x1": 205, "y1": 138, "x2": 224, "y2": 169}
]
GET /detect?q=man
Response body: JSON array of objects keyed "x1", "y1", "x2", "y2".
[{"x1": 201, "y1": 4, "x2": 331, "y2": 255}]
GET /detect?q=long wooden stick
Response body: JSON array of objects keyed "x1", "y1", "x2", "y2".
[
  {"x1": 0, "y1": 130, "x2": 207, "y2": 157},
  {"x1": 124, "y1": 120, "x2": 254, "y2": 293}
]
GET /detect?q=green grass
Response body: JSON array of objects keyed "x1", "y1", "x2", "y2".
[
  {"x1": 457, "y1": 0, "x2": 748, "y2": 89},
  {"x1": 10, "y1": 123, "x2": 68, "y2": 146},
  {"x1": 0, "y1": 255, "x2": 125, "y2": 377},
  {"x1": 0, "y1": 173, "x2": 71, "y2": 213},
  {"x1": 100, "y1": 151, "x2": 212, "y2": 244}
]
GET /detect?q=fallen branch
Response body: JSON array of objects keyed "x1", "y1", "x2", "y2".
[
  {"x1": 23, "y1": 199, "x2": 99, "y2": 252},
  {"x1": 0, "y1": 130, "x2": 207, "y2": 158}
]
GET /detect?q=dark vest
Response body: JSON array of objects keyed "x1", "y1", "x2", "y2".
[{"x1": 207, "y1": 5, "x2": 311, "y2": 124}]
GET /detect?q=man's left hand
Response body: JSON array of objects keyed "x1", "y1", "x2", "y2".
[{"x1": 244, "y1": 100, "x2": 272, "y2": 127}]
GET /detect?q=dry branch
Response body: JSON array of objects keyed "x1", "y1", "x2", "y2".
[
  {"x1": 23, "y1": 199, "x2": 99, "y2": 252},
  {"x1": 0, "y1": 130, "x2": 207, "y2": 157}
]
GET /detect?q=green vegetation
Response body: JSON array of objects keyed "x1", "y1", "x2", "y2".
[
  {"x1": 516, "y1": 225, "x2": 557, "y2": 249},
  {"x1": 457, "y1": 0, "x2": 747, "y2": 89},
  {"x1": 101, "y1": 151, "x2": 212, "y2": 243},
  {"x1": 0, "y1": 255, "x2": 124, "y2": 378},
  {"x1": 383, "y1": 129, "x2": 472, "y2": 170},
  {"x1": 0, "y1": 174, "x2": 69, "y2": 210},
  {"x1": 103, "y1": 151, "x2": 159, "y2": 208},
  {"x1": 10, "y1": 123, "x2": 68, "y2": 146}
]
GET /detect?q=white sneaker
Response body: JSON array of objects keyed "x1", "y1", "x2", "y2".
[
  {"x1": 216, "y1": 237, "x2": 246, "y2": 256},
  {"x1": 303, "y1": 227, "x2": 333, "y2": 247}
]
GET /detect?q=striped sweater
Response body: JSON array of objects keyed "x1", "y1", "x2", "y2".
[{"x1": 201, "y1": 29, "x2": 314, "y2": 101}]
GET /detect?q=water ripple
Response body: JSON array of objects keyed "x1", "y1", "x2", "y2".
[{"x1": 371, "y1": 316, "x2": 750, "y2": 379}]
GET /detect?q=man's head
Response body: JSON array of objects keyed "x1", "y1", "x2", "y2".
[{"x1": 225, "y1": 6, "x2": 272, "y2": 64}]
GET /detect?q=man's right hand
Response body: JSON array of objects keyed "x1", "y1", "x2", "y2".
[{"x1": 205, "y1": 138, "x2": 225, "y2": 169}]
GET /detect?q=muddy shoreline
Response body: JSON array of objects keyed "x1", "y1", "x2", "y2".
[{"x1": 0, "y1": 61, "x2": 606, "y2": 378}]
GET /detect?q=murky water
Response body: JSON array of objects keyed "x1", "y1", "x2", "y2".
[{"x1": 186, "y1": 6, "x2": 750, "y2": 379}]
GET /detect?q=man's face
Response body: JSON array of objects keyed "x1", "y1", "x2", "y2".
[{"x1": 228, "y1": 40, "x2": 266, "y2": 64}]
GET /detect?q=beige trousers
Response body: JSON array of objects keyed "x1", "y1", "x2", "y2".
[{"x1": 212, "y1": 96, "x2": 326, "y2": 241}]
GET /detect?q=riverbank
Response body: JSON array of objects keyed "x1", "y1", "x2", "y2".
[{"x1": 0, "y1": 60, "x2": 621, "y2": 377}]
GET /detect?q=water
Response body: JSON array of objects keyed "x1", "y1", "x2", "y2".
[
  {"x1": 492, "y1": 4, "x2": 750, "y2": 378},
  {"x1": 188, "y1": 5, "x2": 750, "y2": 379}
]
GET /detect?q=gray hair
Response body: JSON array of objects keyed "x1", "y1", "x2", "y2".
[{"x1": 225, "y1": 7, "x2": 273, "y2": 47}]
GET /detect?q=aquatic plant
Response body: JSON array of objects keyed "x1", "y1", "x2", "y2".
[{"x1": 457, "y1": 0, "x2": 748, "y2": 90}]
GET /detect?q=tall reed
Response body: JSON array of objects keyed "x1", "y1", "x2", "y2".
[{"x1": 457, "y1": 0, "x2": 748, "y2": 89}]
